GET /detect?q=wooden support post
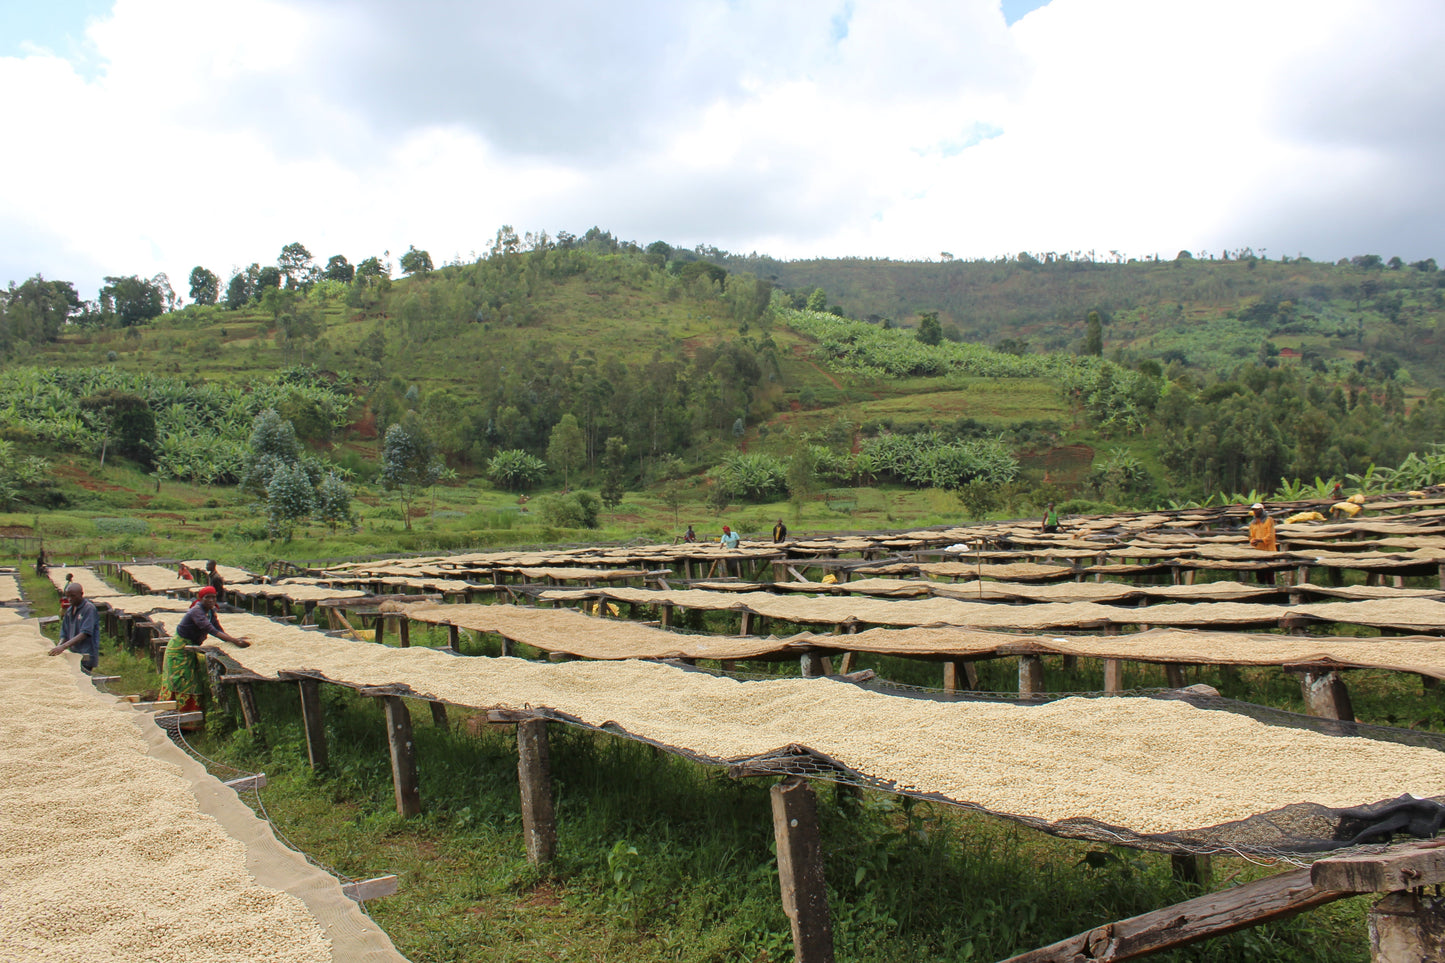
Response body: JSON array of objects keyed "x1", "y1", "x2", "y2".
[
  {"x1": 383, "y1": 696, "x2": 421, "y2": 817},
  {"x1": 770, "y1": 777, "x2": 834, "y2": 963},
  {"x1": 1300, "y1": 670, "x2": 1356, "y2": 723},
  {"x1": 430, "y1": 701, "x2": 449, "y2": 728},
  {"x1": 374, "y1": 614, "x2": 386, "y2": 647},
  {"x1": 447, "y1": 623, "x2": 460, "y2": 653},
  {"x1": 1104, "y1": 659, "x2": 1124, "y2": 695},
  {"x1": 1171, "y1": 853, "x2": 1213, "y2": 887},
  {"x1": 943, "y1": 660, "x2": 977, "y2": 694},
  {"x1": 297, "y1": 679, "x2": 327, "y2": 769},
  {"x1": 500, "y1": 636, "x2": 514, "y2": 657},
  {"x1": 740, "y1": 611, "x2": 753, "y2": 636},
  {"x1": 1018, "y1": 655, "x2": 1045, "y2": 698},
  {"x1": 398, "y1": 617, "x2": 410, "y2": 649},
  {"x1": 236, "y1": 682, "x2": 260, "y2": 729},
  {"x1": 838, "y1": 652, "x2": 856, "y2": 675},
  {"x1": 517, "y1": 718, "x2": 557, "y2": 864},
  {"x1": 660, "y1": 604, "x2": 672, "y2": 628},
  {"x1": 303, "y1": 600, "x2": 316, "y2": 625},
  {"x1": 1368, "y1": 893, "x2": 1445, "y2": 963},
  {"x1": 1165, "y1": 664, "x2": 1187, "y2": 688},
  {"x1": 800, "y1": 652, "x2": 828, "y2": 678}
]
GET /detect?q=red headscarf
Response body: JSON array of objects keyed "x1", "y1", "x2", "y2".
[{"x1": 196, "y1": 586, "x2": 217, "y2": 600}]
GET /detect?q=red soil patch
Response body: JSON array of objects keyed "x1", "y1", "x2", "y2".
[
  {"x1": 349, "y1": 407, "x2": 379, "y2": 441},
  {"x1": 56, "y1": 465, "x2": 127, "y2": 493},
  {"x1": 0, "y1": 526, "x2": 35, "y2": 537}
]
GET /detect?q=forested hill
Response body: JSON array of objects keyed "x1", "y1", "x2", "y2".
[
  {"x1": 715, "y1": 249, "x2": 1445, "y2": 386},
  {"x1": 3, "y1": 230, "x2": 1445, "y2": 522}
]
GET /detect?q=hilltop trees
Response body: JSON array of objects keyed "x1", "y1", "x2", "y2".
[
  {"x1": 400, "y1": 246, "x2": 433, "y2": 277},
  {"x1": 0, "y1": 276, "x2": 83, "y2": 347},
  {"x1": 99, "y1": 274, "x2": 173, "y2": 326},
  {"x1": 188, "y1": 267, "x2": 220, "y2": 305}
]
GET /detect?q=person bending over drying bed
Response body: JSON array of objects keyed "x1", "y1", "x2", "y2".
[
  {"x1": 163, "y1": 585, "x2": 249, "y2": 715},
  {"x1": 49, "y1": 582, "x2": 100, "y2": 673}
]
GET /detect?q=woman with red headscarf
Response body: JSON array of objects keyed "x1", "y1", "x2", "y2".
[{"x1": 162, "y1": 586, "x2": 250, "y2": 714}]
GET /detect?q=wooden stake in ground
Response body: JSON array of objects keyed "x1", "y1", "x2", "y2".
[
  {"x1": 771, "y1": 776, "x2": 834, "y2": 963},
  {"x1": 382, "y1": 696, "x2": 420, "y2": 816},
  {"x1": 297, "y1": 678, "x2": 327, "y2": 769},
  {"x1": 517, "y1": 718, "x2": 557, "y2": 864}
]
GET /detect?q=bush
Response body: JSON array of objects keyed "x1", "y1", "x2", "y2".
[
  {"x1": 487, "y1": 449, "x2": 547, "y2": 491},
  {"x1": 536, "y1": 490, "x2": 601, "y2": 528}
]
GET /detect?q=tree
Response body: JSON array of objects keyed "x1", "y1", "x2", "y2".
[
  {"x1": 240, "y1": 409, "x2": 301, "y2": 495},
  {"x1": 399, "y1": 245, "x2": 433, "y2": 276},
  {"x1": 256, "y1": 265, "x2": 282, "y2": 293},
  {"x1": 380, "y1": 416, "x2": 442, "y2": 530},
  {"x1": 916, "y1": 311, "x2": 942, "y2": 346},
  {"x1": 277, "y1": 242, "x2": 316, "y2": 289},
  {"x1": 188, "y1": 267, "x2": 220, "y2": 305},
  {"x1": 99, "y1": 274, "x2": 168, "y2": 326},
  {"x1": 323, "y1": 255, "x2": 354, "y2": 283},
  {"x1": 1083, "y1": 310, "x2": 1103, "y2": 356},
  {"x1": 266, "y1": 461, "x2": 314, "y2": 539},
  {"x1": 356, "y1": 256, "x2": 387, "y2": 280},
  {"x1": 225, "y1": 267, "x2": 256, "y2": 309},
  {"x1": 806, "y1": 287, "x2": 827, "y2": 311},
  {"x1": 314, "y1": 472, "x2": 354, "y2": 533},
  {"x1": 547, "y1": 413, "x2": 585, "y2": 488},
  {"x1": 78, "y1": 391, "x2": 155, "y2": 469},
  {"x1": 0, "y1": 275, "x2": 81, "y2": 345},
  {"x1": 600, "y1": 436, "x2": 628, "y2": 509}
]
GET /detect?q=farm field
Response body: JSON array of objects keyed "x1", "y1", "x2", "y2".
[{"x1": 14, "y1": 493, "x2": 1445, "y2": 962}]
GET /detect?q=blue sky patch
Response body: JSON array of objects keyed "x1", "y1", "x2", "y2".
[
  {"x1": 2, "y1": 0, "x2": 109, "y2": 58},
  {"x1": 1001, "y1": 0, "x2": 1052, "y2": 27},
  {"x1": 930, "y1": 122, "x2": 1005, "y2": 158}
]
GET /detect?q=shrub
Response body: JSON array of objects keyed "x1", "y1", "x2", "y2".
[{"x1": 536, "y1": 490, "x2": 601, "y2": 529}]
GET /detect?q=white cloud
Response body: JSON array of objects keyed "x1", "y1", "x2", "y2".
[{"x1": 1, "y1": 0, "x2": 1442, "y2": 299}]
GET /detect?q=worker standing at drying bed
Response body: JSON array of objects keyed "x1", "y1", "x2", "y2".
[
  {"x1": 163, "y1": 585, "x2": 250, "y2": 716},
  {"x1": 48, "y1": 581, "x2": 100, "y2": 673}
]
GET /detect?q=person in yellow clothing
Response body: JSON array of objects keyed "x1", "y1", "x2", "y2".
[
  {"x1": 1247, "y1": 502, "x2": 1276, "y2": 551},
  {"x1": 1248, "y1": 502, "x2": 1277, "y2": 585}
]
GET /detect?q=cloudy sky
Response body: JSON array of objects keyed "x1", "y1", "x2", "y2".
[{"x1": 3, "y1": 0, "x2": 1442, "y2": 299}]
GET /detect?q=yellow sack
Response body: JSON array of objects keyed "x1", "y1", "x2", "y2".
[
  {"x1": 821, "y1": 573, "x2": 838, "y2": 585},
  {"x1": 1348, "y1": 493, "x2": 1367, "y2": 505},
  {"x1": 1330, "y1": 501, "x2": 1362, "y2": 517},
  {"x1": 1284, "y1": 511, "x2": 1325, "y2": 524}
]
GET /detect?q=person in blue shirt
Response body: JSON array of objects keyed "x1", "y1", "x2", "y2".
[
  {"x1": 719, "y1": 525, "x2": 741, "y2": 549},
  {"x1": 49, "y1": 582, "x2": 100, "y2": 673}
]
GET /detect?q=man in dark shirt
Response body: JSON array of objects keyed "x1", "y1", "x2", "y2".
[{"x1": 49, "y1": 582, "x2": 100, "y2": 673}]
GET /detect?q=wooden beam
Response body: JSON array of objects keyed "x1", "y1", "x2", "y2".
[
  {"x1": 770, "y1": 776, "x2": 835, "y2": 963},
  {"x1": 1165, "y1": 664, "x2": 1187, "y2": 688},
  {"x1": 517, "y1": 718, "x2": 557, "y2": 864},
  {"x1": 382, "y1": 696, "x2": 421, "y2": 817},
  {"x1": 397, "y1": 617, "x2": 410, "y2": 648},
  {"x1": 297, "y1": 679, "x2": 328, "y2": 770},
  {"x1": 222, "y1": 773, "x2": 269, "y2": 792},
  {"x1": 341, "y1": 875, "x2": 400, "y2": 902},
  {"x1": 446, "y1": 623, "x2": 460, "y2": 652},
  {"x1": 1312, "y1": 840, "x2": 1445, "y2": 893},
  {"x1": 998, "y1": 867, "x2": 1347, "y2": 963},
  {"x1": 430, "y1": 701, "x2": 449, "y2": 728}
]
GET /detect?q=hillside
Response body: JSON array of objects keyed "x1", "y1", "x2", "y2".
[{"x1": 3, "y1": 236, "x2": 1445, "y2": 557}]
